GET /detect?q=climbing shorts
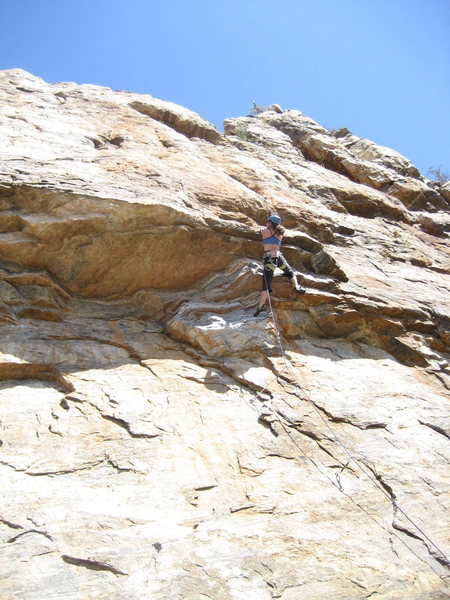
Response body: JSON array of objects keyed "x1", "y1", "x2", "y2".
[{"x1": 262, "y1": 253, "x2": 294, "y2": 292}]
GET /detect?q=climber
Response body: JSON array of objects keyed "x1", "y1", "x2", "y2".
[{"x1": 254, "y1": 214, "x2": 306, "y2": 317}]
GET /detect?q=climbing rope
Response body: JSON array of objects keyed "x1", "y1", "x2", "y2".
[{"x1": 257, "y1": 270, "x2": 450, "y2": 575}]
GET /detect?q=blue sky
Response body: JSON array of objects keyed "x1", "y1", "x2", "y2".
[{"x1": 1, "y1": 0, "x2": 449, "y2": 177}]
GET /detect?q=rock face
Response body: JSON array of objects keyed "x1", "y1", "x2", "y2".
[{"x1": 1, "y1": 69, "x2": 449, "y2": 599}]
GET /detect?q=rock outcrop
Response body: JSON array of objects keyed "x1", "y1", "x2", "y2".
[{"x1": 1, "y1": 69, "x2": 449, "y2": 599}]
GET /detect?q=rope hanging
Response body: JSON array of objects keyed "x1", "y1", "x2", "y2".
[{"x1": 256, "y1": 269, "x2": 450, "y2": 576}]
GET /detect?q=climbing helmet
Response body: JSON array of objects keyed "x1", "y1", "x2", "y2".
[{"x1": 268, "y1": 214, "x2": 281, "y2": 225}]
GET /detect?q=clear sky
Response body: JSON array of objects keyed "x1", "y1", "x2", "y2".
[{"x1": 1, "y1": 0, "x2": 449, "y2": 177}]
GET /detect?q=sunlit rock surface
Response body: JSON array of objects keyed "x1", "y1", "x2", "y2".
[{"x1": 1, "y1": 69, "x2": 449, "y2": 599}]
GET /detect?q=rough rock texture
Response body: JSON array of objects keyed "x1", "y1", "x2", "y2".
[{"x1": 1, "y1": 69, "x2": 449, "y2": 599}]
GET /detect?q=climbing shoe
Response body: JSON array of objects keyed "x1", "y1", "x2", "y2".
[
  {"x1": 295, "y1": 285, "x2": 306, "y2": 295},
  {"x1": 254, "y1": 305, "x2": 266, "y2": 317}
]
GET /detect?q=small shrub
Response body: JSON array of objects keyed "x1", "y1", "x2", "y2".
[
  {"x1": 249, "y1": 101, "x2": 267, "y2": 116},
  {"x1": 234, "y1": 124, "x2": 254, "y2": 142},
  {"x1": 427, "y1": 166, "x2": 450, "y2": 183}
]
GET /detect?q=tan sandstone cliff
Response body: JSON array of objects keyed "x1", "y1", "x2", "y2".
[{"x1": 1, "y1": 69, "x2": 449, "y2": 599}]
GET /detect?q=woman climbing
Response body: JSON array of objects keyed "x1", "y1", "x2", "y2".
[{"x1": 254, "y1": 214, "x2": 306, "y2": 317}]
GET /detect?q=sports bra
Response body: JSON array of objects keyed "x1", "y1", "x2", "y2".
[
  {"x1": 263, "y1": 234, "x2": 281, "y2": 245},
  {"x1": 262, "y1": 229, "x2": 282, "y2": 246}
]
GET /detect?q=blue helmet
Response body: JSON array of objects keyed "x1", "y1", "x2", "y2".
[{"x1": 268, "y1": 214, "x2": 281, "y2": 225}]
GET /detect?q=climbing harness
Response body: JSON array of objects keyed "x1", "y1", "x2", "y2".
[{"x1": 250, "y1": 269, "x2": 450, "y2": 577}]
